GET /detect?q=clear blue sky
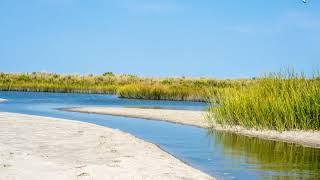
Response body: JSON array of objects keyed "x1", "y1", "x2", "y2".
[{"x1": 1, "y1": 0, "x2": 319, "y2": 78}]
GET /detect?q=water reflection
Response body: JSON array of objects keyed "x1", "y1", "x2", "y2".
[{"x1": 209, "y1": 130, "x2": 320, "y2": 179}]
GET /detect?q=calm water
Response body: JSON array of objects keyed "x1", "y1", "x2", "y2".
[{"x1": 0, "y1": 91, "x2": 319, "y2": 179}]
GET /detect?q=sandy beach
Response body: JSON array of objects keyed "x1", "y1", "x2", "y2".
[
  {"x1": 66, "y1": 107, "x2": 320, "y2": 149},
  {"x1": 0, "y1": 112, "x2": 212, "y2": 180}
]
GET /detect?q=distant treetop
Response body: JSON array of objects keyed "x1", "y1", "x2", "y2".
[{"x1": 103, "y1": 72, "x2": 115, "y2": 76}]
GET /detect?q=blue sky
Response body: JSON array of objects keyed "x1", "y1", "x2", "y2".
[{"x1": 0, "y1": 0, "x2": 319, "y2": 78}]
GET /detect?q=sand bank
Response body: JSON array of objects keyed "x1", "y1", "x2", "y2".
[
  {"x1": 66, "y1": 107, "x2": 320, "y2": 149},
  {"x1": 65, "y1": 107, "x2": 208, "y2": 128},
  {"x1": 0, "y1": 98, "x2": 7, "y2": 103},
  {"x1": 0, "y1": 112, "x2": 212, "y2": 180}
]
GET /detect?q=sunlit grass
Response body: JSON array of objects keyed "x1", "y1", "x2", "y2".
[
  {"x1": 117, "y1": 84, "x2": 206, "y2": 101},
  {"x1": 0, "y1": 72, "x2": 246, "y2": 101},
  {"x1": 207, "y1": 71, "x2": 320, "y2": 131}
]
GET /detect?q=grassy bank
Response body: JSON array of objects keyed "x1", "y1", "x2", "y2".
[
  {"x1": 207, "y1": 72, "x2": 320, "y2": 131},
  {"x1": 2, "y1": 71, "x2": 320, "y2": 131},
  {"x1": 0, "y1": 72, "x2": 245, "y2": 101}
]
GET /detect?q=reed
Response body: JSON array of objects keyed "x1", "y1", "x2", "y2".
[{"x1": 207, "y1": 71, "x2": 320, "y2": 131}]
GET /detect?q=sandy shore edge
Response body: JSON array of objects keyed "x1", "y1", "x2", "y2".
[
  {"x1": 65, "y1": 107, "x2": 320, "y2": 149},
  {"x1": 0, "y1": 112, "x2": 212, "y2": 180},
  {"x1": 64, "y1": 107, "x2": 208, "y2": 128}
]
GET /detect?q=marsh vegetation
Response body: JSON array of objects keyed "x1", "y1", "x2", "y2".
[
  {"x1": 0, "y1": 72, "x2": 246, "y2": 101},
  {"x1": 207, "y1": 72, "x2": 320, "y2": 131}
]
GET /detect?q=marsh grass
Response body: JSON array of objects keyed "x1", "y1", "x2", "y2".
[
  {"x1": 208, "y1": 72, "x2": 320, "y2": 131},
  {"x1": 0, "y1": 72, "x2": 245, "y2": 101},
  {"x1": 117, "y1": 84, "x2": 206, "y2": 101}
]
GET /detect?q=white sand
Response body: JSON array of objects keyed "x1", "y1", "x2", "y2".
[
  {"x1": 0, "y1": 98, "x2": 7, "y2": 103},
  {"x1": 0, "y1": 112, "x2": 213, "y2": 180},
  {"x1": 65, "y1": 107, "x2": 208, "y2": 128},
  {"x1": 66, "y1": 107, "x2": 320, "y2": 149}
]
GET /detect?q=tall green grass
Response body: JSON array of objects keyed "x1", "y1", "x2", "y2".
[{"x1": 207, "y1": 72, "x2": 320, "y2": 131}]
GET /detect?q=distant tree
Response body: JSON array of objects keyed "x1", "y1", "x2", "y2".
[{"x1": 103, "y1": 72, "x2": 115, "y2": 76}]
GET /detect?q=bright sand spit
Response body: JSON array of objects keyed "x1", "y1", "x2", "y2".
[
  {"x1": 0, "y1": 112, "x2": 213, "y2": 180},
  {"x1": 65, "y1": 107, "x2": 208, "y2": 128},
  {"x1": 66, "y1": 107, "x2": 320, "y2": 149}
]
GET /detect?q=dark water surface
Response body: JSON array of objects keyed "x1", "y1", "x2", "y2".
[{"x1": 0, "y1": 91, "x2": 319, "y2": 179}]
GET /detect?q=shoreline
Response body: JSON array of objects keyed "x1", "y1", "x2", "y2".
[
  {"x1": 0, "y1": 112, "x2": 212, "y2": 179},
  {"x1": 0, "y1": 98, "x2": 7, "y2": 103},
  {"x1": 65, "y1": 107, "x2": 320, "y2": 149}
]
